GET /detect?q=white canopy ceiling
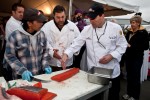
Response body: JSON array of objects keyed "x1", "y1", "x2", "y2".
[
  {"x1": 119, "y1": 0, "x2": 150, "y2": 22},
  {"x1": 93, "y1": 0, "x2": 150, "y2": 22},
  {"x1": 93, "y1": 0, "x2": 139, "y2": 13},
  {"x1": 0, "y1": 0, "x2": 149, "y2": 22},
  {"x1": 0, "y1": 0, "x2": 138, "y2": 18}
]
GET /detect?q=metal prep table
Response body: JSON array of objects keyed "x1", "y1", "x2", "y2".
[
  {"x1": 6, "y1": 69, "x2": 111, "y2": 100},
  {"x1": 33, "y1": 69, "x2": 111, "y2": 100}
]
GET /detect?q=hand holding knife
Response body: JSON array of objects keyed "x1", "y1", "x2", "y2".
[{"x1": 30, "y1": 76, "x2": 51, "y2": 83}]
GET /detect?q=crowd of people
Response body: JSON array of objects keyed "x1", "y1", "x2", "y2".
[{"x1": 0, "y1": 2, "x2": 149, "y2": 100}]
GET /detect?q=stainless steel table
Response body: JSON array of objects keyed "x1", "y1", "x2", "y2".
[
  {"x1": 34, "y1": 69, "x2": 111, "y2": 100},
  {"x1": 7, "y1": 69, "x2": 111, "y2": 100}
]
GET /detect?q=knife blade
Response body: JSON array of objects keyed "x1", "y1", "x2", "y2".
[
  {"x1": 19, "y1": 86, "x2": 43, "y2": 93},
  {"x1": 31, "y1": 76, "x2": 51, "y2": 83},
  {"x1": 1, "y1": 87, "x2": 10, "y2": 99}
]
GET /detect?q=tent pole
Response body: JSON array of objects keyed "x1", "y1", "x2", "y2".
[{"x1": 68, "y1": 0, "x2": 73, "y2": 20}]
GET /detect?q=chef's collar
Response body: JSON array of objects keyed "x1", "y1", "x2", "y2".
[
  {"x1": 97, "y1": 21, "x2": 107, "y2": 29},
  {"x1": 54, "y1": 19, "x2": 68, "y2": 31}
]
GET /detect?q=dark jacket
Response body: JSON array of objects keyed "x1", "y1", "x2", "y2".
[
  {"x1": 76, "y1": 19, "x2": 87, "y2": 32},
  {"x1": 125, "y1": 26, "x2": 149, "y2": 59}
]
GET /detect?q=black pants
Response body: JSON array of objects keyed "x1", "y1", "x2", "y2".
[
  {"x1": 108, "y1": 75, "x2": 120, "y2": 100},
  {"x1": 0, "y1": 40, "x2": 13, "y2": 81},
  {"x1": 88, "y1": 75, "x2": 120, "y2": 100},
  {"x1": 2, "y1": 62, "x2": 13, "y2": 81},
  {"x1": 71, "y1": 44, "x2": 86, "y2": 68},
  {"x1": 125, "y1": 57, "x2": 143, "y2": 100}
]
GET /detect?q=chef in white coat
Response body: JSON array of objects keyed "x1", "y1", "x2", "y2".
[
  {"x1": 5, "y1": 3, "x2": 25, "y2": 41},
  {"x1": 41, "y1": 5, "x2": 80, "y2": 71},
  {"x1": 62, "y1": 3, "x2": 127, "y2": 100}
]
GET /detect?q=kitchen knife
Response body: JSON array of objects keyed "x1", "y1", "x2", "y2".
[
  {"x1": 1, "y1": 87, "x2": 9, "y2": 99},
  {"x1": 31, "y1": 76, "x2": 51, "y2": 83},
  {"x1": 19, "y1": 86, "x2": 44, "y2": 93}
]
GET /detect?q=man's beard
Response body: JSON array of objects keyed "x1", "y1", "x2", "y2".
[{"x1": 58, "y1": 21, "x2": 64, "y2": 26}]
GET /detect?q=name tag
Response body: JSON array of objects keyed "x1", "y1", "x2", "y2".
[
  {"x1": 109, "y1": 36, "x2": 117, "y2": 39},
  {"x1": 70, "y1": 29, "x2": 74, "y2": 32}
]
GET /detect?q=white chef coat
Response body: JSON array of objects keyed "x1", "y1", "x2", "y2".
[
  {"x1": 65, "y1": 21, "x2": 128, "y2": 78},
  {"x1": 5, "y1": 16, "x2": 22, "y2": 41},
  {"x1": 41, "y1": 20, "x2": 80, "y2": 67}
]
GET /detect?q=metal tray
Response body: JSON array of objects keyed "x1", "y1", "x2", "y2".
[{"x1": 87, "y1": 67, "x2": 113, "y2": 85}]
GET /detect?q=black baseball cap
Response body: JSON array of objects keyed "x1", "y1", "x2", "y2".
[
  {"x1": 23, "y1": 8, "x2": 46, "y2": 22},
  {"x1": 87, "y1": 3, "x2": 104, "y2": 20}
]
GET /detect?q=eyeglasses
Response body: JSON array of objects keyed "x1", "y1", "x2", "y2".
[{"x1": 95, "y1": 22, "x2": 107, "y2": 49}]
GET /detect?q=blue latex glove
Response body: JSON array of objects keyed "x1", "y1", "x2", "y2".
[
  {"x1": 21, "y1": 70, "x2": 33, "y2": 81},
  {"x1": 45, "y1": 67, "x2": 52, "y2": 74}
]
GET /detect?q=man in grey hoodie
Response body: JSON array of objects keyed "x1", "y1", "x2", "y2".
[{"x1": 4, "y1": 8, "x2": 52, "y2": 81}]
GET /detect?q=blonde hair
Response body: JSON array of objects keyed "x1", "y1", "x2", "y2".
[{"x1": 130, "y1": 15, "x2": 142, "y2": 25}]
